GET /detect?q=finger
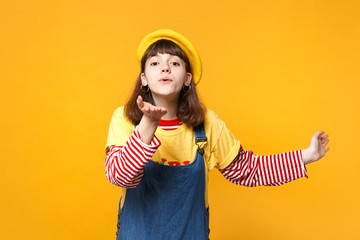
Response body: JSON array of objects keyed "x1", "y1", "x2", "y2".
[
  {"x1": 158, "y1": 108, "x2": 166, "y2": 115},
  {"x1": 325, "y1": 147, "x2": 330, "y2": 152},
  {"x1": 316, "y1": 132, "x2": 325, "y2": 141},
  {"x1": 321, "y1": 135, "x2": 329, "y2": 142},
  {"x1": 322, "y1": 139, "x2": 329, "y2": 146},
  {"x1": 317, "y1": 131, "x2": 325, "y2": 138},
  {"x1": 314, "y1": 131, "x2": 323, "y2": 138},
  {"x1": 321, "y1": 134, "x2": 329, "y2": 140},
  {"x1": 137, "y1": 95, "x2": 143, "y2": 103},
  {"x1": 153, "y1": 106, "x2": 163, "y2": 111},
  {"x1": 137, "y1": 95, "x2": 144, "y2": 108}
]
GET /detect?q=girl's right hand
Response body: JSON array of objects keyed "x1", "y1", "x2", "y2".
[
  {"x1": 137, "y1": 95, "x2": 167, "y2": 123},
  {"x1": 136, "y1": 95, "x2": 167, "y2": 145}
]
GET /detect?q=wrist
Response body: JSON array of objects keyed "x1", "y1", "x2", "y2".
[
  {"x1": 141, "y1": 114, "x2": 160, "y2": 127},
  {"x1": 137, "y1": 115, "x2": 159, "y2": 145},
  {"x1": 302, "y1": 148, "x2": 313, "y2": 165}
]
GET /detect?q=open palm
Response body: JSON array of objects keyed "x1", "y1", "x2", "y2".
[{"x1": 137, "y1": 95, "x2": 167, "y2": 122}]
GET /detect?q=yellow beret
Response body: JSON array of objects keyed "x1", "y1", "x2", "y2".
[{"x1": 137, "y1": 29, "x2": 202, "y2": 85}]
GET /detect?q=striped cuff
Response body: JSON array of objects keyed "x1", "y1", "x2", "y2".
[
  {"x1": 132, "y1": 128, "x2": 161, "y2": 157},
  {"x1": 299, "y1": 149, "x2": 308, "y2": 179}
]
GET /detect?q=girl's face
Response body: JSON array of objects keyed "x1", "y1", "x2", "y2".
[{"x1": 141, "y1": 53, "x2": 192, "y2": 101}]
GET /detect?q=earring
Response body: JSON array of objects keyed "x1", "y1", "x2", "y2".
[
  {"x1": 140, "y1": 85, "x2": 150, "y2": 93},
  {"x1": 182, "y1": 85, "x2": 191, "y2": 93}
]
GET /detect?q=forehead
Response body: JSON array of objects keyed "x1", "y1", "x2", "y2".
[
  {"x1": 148, "y1": 53, "x2": 181, "y2": 59},
  {"x1": 143, "y1": 39, "x2": 187, "y2": 61}
]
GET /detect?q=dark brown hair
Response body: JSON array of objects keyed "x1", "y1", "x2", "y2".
[{"x1": 124, "y1": 39, "x2": 206, "y2": 127}]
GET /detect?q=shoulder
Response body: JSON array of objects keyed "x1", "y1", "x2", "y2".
[
  {"x1": 112, "y1": 106, "x2": 130, "y2": 122},
  {"x1": 110, "y1": 106, "x2": 134, "y2": 131},
  {"x1": 204, "y1": 109, "x2": 226, "y2": 131},
  {"x1": 203, "y1": 109, "x2": 228, "y2": 145},
  {"x1": 106, "y1": 106, "x2": 135, "y2": 147},
  {"x1": 112, "y1": 106, "x2": 125, "y2": 118},
  {"x1": 204, "y1": 109, "x2": 222, "y2": 121}
]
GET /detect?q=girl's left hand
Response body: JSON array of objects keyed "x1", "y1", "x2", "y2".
[{"x1": 302, "y1": 131, "x2": 330, "y2": 165}]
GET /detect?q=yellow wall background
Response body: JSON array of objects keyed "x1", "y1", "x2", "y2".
[{"x1": 1, "y1": 0, "x2": 359, "y2": 239}]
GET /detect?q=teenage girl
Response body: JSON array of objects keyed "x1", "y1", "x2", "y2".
[{"x1": 104, "y1": 29, "x2": 330, "y2": 240}]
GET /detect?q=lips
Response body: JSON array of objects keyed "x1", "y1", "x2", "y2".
[{"x1": 159, "y1": 77, "x2": 172, "y2": 82}]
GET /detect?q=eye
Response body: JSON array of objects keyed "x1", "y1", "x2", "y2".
[
  {"x1": 171, "y1": 62, "x2": 180, "y2": 66},
  {"x1": 150, "y1": 62, "x2": 158, "y2": 66}
]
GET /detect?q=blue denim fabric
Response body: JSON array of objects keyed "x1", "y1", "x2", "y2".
[{"x1": 116, "y1": 123, "x2": 209, "y2": 240}]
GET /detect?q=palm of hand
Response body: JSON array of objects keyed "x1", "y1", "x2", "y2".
[{"x1": 137, "y1": 95, "x2": 167, "y2": 121}]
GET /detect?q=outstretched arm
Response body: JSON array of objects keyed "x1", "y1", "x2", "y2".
[{"x1": 220, "y1": 131, "x2": 330, "y2": 187}]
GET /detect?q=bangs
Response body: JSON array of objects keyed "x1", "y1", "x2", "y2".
[{"x1": 141, "y1": 39, "x2": 191, "y2": 73}]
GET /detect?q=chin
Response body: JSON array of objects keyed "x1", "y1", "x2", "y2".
[{"x1": 153, "y1": 91, "x2": 179, "y2": 99}]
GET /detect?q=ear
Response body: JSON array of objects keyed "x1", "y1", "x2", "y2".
[
  {"x1": 140, "y1": 73, "x2": 148, "y2": 86},
  {"x1": 184, "y1": 72, "x2": 192, "y2": 86}
]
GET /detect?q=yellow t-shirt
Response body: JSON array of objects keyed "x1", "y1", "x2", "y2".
[{"x1": 105, "y1": 106, "x2": 241, "y2": 208}]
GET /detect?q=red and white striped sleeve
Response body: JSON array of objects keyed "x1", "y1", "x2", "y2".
[
  {"x1": 104, "y1": 128, "x2": 161, "y2": 188},
  {"x1": 219, "y1": 145, "x2": 308, "y2": 187}
]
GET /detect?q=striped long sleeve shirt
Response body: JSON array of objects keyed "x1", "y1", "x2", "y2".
[{"x1": 105, "y1": 122, "x2": 307, "y2": 188}]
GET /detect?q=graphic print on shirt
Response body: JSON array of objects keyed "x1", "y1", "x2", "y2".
[{"x1": 154, "y1": 158, "x2": 191, "y2": 166}]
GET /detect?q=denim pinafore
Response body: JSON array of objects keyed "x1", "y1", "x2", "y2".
[{"x1": 116, "y1": 123, "x2": 210, "y2": 240}]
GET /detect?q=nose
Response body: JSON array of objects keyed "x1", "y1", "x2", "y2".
[{"x1": 161, "y1": 63, "x2": 171, "y2": 73}]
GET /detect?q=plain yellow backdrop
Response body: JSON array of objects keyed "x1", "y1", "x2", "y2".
[{"x1": 1, "y1": 0, "x2": 359, "y2": 239}]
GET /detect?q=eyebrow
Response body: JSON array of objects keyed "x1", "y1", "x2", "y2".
[{"x1": 150, "y1": 55, "x2": 180, "y2": 59}]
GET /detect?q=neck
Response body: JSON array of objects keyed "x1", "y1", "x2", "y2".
[{"x1": 152, "y1": 94, "x2": 179, "y2": 120}]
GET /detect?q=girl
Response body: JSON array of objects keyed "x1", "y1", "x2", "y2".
[{"x1": 105, "y1": 29, "x2": 330, "y2": 240}]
